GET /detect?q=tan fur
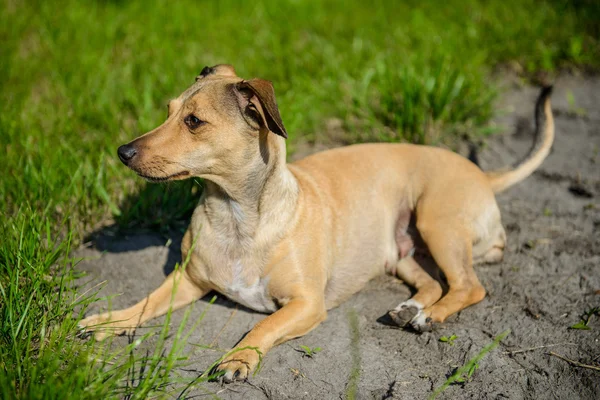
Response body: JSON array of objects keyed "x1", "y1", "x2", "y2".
[
  {"x1": 80, "y1": 65, "x2": 554, "y2": 382},
  {"x1": 486, "y1": 90, "x2": 555, "y2": 193}
]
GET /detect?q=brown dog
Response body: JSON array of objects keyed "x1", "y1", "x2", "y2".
[{"x1": 80, "y1": 64, "x2": 554, "y2": 382}]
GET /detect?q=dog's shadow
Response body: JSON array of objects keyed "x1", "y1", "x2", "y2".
[
  {"x1": 86, "y1": 179, "x2": 200, "y2": 277},
  {"x1": 86, "y1": 225, "x2": 183, "y2": 276},
  {"x1": 84, "y1": 180, "x2": 247, "y2": 311}
]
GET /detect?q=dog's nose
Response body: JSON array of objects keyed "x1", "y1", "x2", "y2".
[{"x1": 117, "y1": 144, "x2": 137, "y2": 165}]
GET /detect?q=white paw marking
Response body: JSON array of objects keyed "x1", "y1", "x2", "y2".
[
  {"x1": 394, "y1": 299, "x2": 423, "y2": 312},
  {"x1": 411, "y1": 309, "x2": 428, "y2": 327}
]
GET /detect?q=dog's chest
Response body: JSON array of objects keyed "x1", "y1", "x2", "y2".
[{"x1": 221, "y1": 260, "x2": 277, "y2": 313}]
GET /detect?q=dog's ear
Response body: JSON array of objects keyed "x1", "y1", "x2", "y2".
[
  {"x1": 234, "y1": 79, "x2": 287, "y2": 139},
  {"x1": 196, "y1": 64, "x2": 237, "y2": 81}
]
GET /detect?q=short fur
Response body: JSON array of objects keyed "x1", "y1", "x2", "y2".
[{"x1": 81, "y1": 65, "x2": 554, "y2": 382}]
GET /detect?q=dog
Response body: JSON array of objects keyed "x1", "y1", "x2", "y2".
[{"x1": 80, "y1": 64, "x2": 554, "y2": 382}]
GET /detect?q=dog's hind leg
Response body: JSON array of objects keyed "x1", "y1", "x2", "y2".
[
  {"x1": 410, "y1": 222, "x2": 486, "y2": 332},
  {"x1": 388, "y1": 257, "x2": 443, "y2": 327},
  {"x1": 79, "y1": 269, "x2": 208, "y2": 340}
]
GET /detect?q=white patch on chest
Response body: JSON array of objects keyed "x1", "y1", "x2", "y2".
[
  {"x1": 229, "y1": 200, "x2": 245, "y2": 225},
  {"x1": 225, "y1": 260, "x2": 277, "y2": 313}
]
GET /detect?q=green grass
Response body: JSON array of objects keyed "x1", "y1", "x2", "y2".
[
  {"x1": 569, "y1": 306, "x2": 599, "y2": 330},
  {"x1": 1, "y1": 0, "x2": 599, "y2": 398},
  {"x1": 439, "y1": 334, "x2": 459, "y2": 346},
  {"x1": 429, "y1": 329, "x2": 511, "y2": 399},
  {"x1": 298, "y1": 345, "x2": 322, "y2": 359},
  {"x1": 345, "y1": 309, "x2": 361, "y2": 400}
]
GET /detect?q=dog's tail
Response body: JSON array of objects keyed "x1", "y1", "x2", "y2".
[{"x1": 485, "y1": 86, "x2": 554, "y2": 194}]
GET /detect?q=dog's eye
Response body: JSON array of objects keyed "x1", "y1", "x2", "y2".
[{"x1": 184, "y1": 114, "x2": 205, "y2": 130}]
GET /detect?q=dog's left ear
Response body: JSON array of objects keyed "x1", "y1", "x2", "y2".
[{"x1": 235, "y1": 79, "x2": 287, "y2": 139}]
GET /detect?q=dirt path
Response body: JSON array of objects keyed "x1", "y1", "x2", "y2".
[{"x1": 77, "y1": 75, "x2": 600, "y2": 399}]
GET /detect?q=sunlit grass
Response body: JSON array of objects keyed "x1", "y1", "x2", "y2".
[{"x1": 1, "y1": 0, "x2": 598, "y2": 397}]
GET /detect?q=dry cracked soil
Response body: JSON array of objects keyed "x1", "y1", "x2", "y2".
[{"x1": 77, "y1": 74, "x2": 600, "y2": 399}]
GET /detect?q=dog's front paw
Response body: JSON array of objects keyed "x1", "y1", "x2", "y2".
[
  {"x1": 79, "y1": 312, "x2": 136, "y2": 341},
  {"x1": 216, "y1": 348, "x2": 262, "y2": 383}
]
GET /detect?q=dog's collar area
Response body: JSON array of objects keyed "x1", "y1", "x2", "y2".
[{"x1": 137, "y1": 171, "x2": 189, "y2": 182}]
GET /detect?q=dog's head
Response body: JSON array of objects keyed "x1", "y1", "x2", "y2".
[{"x1": 117, "y1": 64, "x2": 287, "y2": 182}]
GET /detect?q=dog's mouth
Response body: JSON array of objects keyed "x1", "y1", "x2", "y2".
[{"x1": 136, "y1": 170, "x2": 190, "y2": 182}]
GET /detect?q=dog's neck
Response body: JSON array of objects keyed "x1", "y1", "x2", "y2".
[{"x1": 201, "y1": 133, "x2": 298, "y2": 250}]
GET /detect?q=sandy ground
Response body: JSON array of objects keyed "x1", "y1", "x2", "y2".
[{"x1": 77, "y1": 74, "x2": 600, "y2": 399}]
